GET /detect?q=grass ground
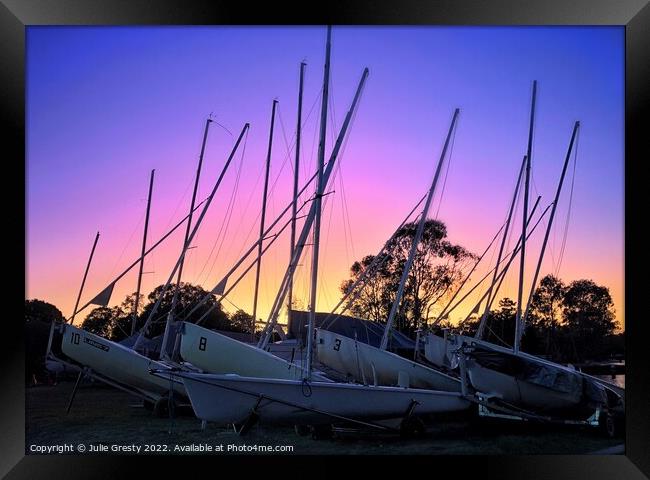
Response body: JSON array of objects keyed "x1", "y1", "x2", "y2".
[{"x1": 26, "y1": 380, "x2": 623, "y2": 455}]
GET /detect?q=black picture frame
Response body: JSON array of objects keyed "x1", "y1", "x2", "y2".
[{"x1": 5, "y1": 0, "x2": 649, "y2": 477}]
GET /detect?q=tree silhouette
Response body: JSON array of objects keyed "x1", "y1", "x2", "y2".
[
  {"x1": 109, "y1": 293, "x2": 143, "y2": 342},
  {"x1": 138, "y1": 282, "x2": 233, "y2": 337},
  {"x1": 528, "y1": 275, "x2": 567, "y2": 356},
  {"x1": 562, "y1": 279, "x2": 616, "y2": 361},
  {"x1": 81, "y1": 306, "x2": 114, "y2": 338},
  {"x1": 25, "y1": 299, "x2": 65, "y2": 383},
  {"x1": 341, "y1": 219, "x2": 475, "y2": 336},
  {"x1": 25, "y1": 299, "x2": 65, "y2": 324},
  {"x1": 229, "y1": 309, "x2": 255, "y2": 333}
]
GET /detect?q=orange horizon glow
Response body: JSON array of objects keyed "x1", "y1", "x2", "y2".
[{"x1": 26, "y1": 26, "x2": 624, "y2": 333}]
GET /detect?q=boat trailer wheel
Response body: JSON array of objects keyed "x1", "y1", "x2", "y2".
[
  {"x1": 400, "y1": 417, "x2": 426, "y2": 438},
  {"x1": 294, "y1": 424, "x2": 311, "y2": 436},
  {"x1": 310, "y1": 424, "x2": 334, "y2": 440},
  {"x1": 153, "y1": 396, "x2": 178, "y2": 418},
  {"x1": 599, "y1": 411, "x2": 617, "y2": 438}
]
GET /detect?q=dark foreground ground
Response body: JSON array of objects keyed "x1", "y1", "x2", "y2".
[{"x1": 26, "y1": 380, "x2": 623, "y2": 455}]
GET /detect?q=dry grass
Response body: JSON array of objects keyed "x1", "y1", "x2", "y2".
[{"x1": 26, "y1": 380, "x2": 623, "y2": 455}]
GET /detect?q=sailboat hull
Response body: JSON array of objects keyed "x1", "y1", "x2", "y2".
[
  {"x1": 180, "y1": 322, "x2": 328, "y2": 381},
  {"x1": 163, "y1": 371, "x2": 470, "y2": 425},
  {"x1": 59, "y1": 323, "x2": 185, "y2": 401},
  {"x1": 452, "y1": 336, "x2": 613, "y2": 415},
  {"x1": 315, "y1": 329, "x2": 460, "y2": 392},
  {"x1": 466, "y1": 359, "x2": 583, "y2": 411},
  {"x1": 423, "y1": 332, "x2": 458, "y2": 369}
]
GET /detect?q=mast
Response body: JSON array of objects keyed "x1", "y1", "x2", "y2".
[
  {"x1": 514, "y1": 80, "x2": 537, "y2": 354},
  {"x1": 69, "y1": 199, "x2": 206, "y2": 322},
  {"x1": 258, "y1": 66, "x2": 369, "y2": 351},
  {"x1": 133, "y1": 123, "x2": 249, "y2": 353},
  {"x1": 461, "y1": 196, "x2": 543, "y2": 325},
  {"x1": 475, "y1": 155, "x2": 526, "y2": 339},
  {"x1": 162, "y1": 117, "x2": 212, "y2": 358},
  {"x1": 251, "y1": 100, "x2": 278, "y2": 341},
  {"x1": 70, "y1": 231, "x2": 100, "y2": 324},
  {"x1": 435, "y1": 218, "x2": 506, "y2": 326},
  {"x1": 438, "y1": 198, "x2": 547, "y2": 323},
  {"x1": 131, "y1": 169, "x2": 155, "y2": 336},
  {"x1": 519, "y1": 121, "x2": 580, "y2": 345},
  {"x1": 287, "y1": 61, "x2": 306, "y2": 338},
  {"x1": 306, "y1": 26, "x2": 332, "y2": 379},
  {"x1": 380, "y1": 108, "x2": 460, "y2": 351},
  {"x1": 251, "y1": 100, "x2": 278, "y2": 340},
  {"x1": 178, "y1": 165, "x2": 324, "y2": 325},
  {"x1": 327, "y1": 194, "x2": 427, "y2": 322},
  {"x1": 440, "y1": 198, "x2": 548, "y2": 324}
]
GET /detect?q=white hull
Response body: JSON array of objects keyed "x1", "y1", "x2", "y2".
[
  {"x1": 59, "y1": 323, "x2": 185, "y2": 401},
  {"x1": 180, "y1": 322, "x2": 329, "y2": 381},
  {"x1": 315, "y1": 329, "x2": 460, "y2": 392},
  {"x1": 423, "y1": 332, "x2": 458, "y2": 369},
  {"x1": 164, "y1": 371, "x2": 470, "y2": 426}
]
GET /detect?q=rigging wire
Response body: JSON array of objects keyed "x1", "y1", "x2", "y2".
[
  {"x1": 196, "y1": 127, "x2": 249, "y2": 286},
  {"x1": 106, "y1": 207, "x2": 145, "y2": 281},
  {"x1": 555, "y1": 127, "x2": 580, "y2": 277},
  {"x1": 434, "y1": 118, "x2": 457, "y2": 220}
]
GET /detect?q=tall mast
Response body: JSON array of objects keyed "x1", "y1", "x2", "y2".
[
  {"x1": 461, "y1": 196, "x2": 542, "y2": 325},
  {"x1": 305, "y1": 26, "x2": 332, "y2": 378},
  {"x1": 287, "y1": 61, "x2": 306, "y2": 338},
  {"x1": 380, "y1": 108, "x2": 460, "y2": 351},
  {"x1": 132, "y1": 123, "x2": 249, "y2": 353},
  {"x1": 171, "y1": 119, "x2": 212, "y2": 307},
  {"x1": 519, "y1": 121, "x2": 580, "y2": 345},
  {"x1": 178, "y1": 165, "x2": 324, "y2": 325},
  {"x1": 162, "y1": 117, "x2": 212, "y2": 358},
  {"x1": 70, "y1": 231, "x2": 100, "y2": 324},
  {"x1": 514, "y1": 80, "x2": 537, "y2": 354},
  {"x1": 251, "y1": 100, "x2": 278, "y2": 341},
  {"x1": 257, "y1": 66, "x2": 368, "y2": 351},
  {"x1": 131, "y1": 169, "x2": 155, "y2": 336},
  {"x1": 440, "y1": 198, "x2": 548, "y2": 324},
  {"x1": 475, "y1": 155, "x2": 526, "y2": 339}
]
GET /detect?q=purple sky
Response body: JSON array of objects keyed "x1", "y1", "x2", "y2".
[{"x1": 26, "y1": 26, "x2": 624, "y2": 329}]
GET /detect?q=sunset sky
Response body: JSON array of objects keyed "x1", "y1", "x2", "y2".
[{"x1": 26, "y1": 26, "x2": 624, "y2": 331}]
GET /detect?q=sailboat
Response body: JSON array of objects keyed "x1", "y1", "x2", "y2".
[
  {"x1": 174, "y1": 36, "x2": 364, "y2": 380},
  {"x1": 156, "y1": 370, "x2": 469, "y2": 428},
  {"x1": 172, "y1": 91, "x2": 324, "y2": 382},
  {"x1": 155, "y1": 27, "x2": 471, "y2": 429},
  {"x1": 48, "y1": 121, "x2": 250, "y2": 408},
  {"x1": 56, "y1": 323, "x2": 186, "y2": 403},
  {"x1": 448, "y1": 83, "x2": 621, "y2": 419},
  {"x1": 315, "y1": 107, "x2": 463, "y2": 393},
  {"x1": 48, "y1": 170, "x2": 188, "y2": 406},
  {"x1": 179, "y1": 321, "x2": 329, "y2": 381}
]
